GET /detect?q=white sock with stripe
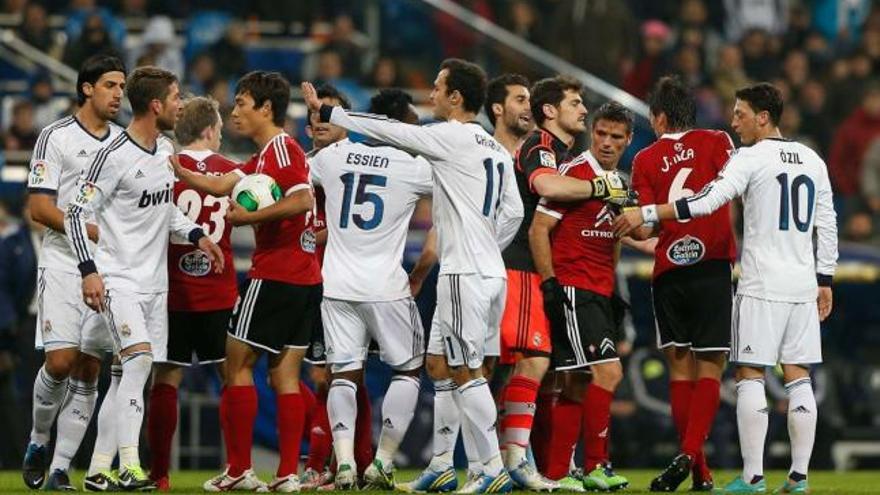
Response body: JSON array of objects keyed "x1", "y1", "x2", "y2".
[
  {"x1": 375, "y1": 375, "x2": 420, "y2": 469},
  {"x1": 457, "y1": 378, "x2": 503, "y2": 477},
  {"x1": 328, "y1": 378, "x2": 358, "y2": 470},
  {"x1": 117, "y1": 352, "x2": 152, "y2": 468},
  {"x1": 30, "y1": 365, "x2": 68, "y2": 446},
  {"x1": 50, "y1": 378, "x2": 98, "y2": 472},
  {"x1": 786, "y1": 377, "x2": 816, "y2": 478},
  {"x1": 89, "y1": 363, "x2": 121, "y2": 476},
  {"x1": 428, "y1": 379, "x2": 458, "y2": 470},
  {"x1": 736, "y1": 378, "x2": 768, "y2": 483}
]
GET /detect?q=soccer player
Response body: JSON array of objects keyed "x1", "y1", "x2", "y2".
[
  {"x1": 171, "y1": 71, "x2": 321, "y2": 493},
  {"x1": 303, "y1": 58, "x2": 524, "y2": 493},
  {"x1": 529, "y1": 102, "x2": 634, "y2": 492},
  {"x1": 485, "y1": 74, "x2": 532, "y2": 161},
  {"x1": 614, "y1": 83, "x2": 838, "y2": 494},
  {"x1": 309, "y1": 88, "x2": 432, "y2": 490},
  {"x1": 23, "y1": 54, "x2": 125, "y2": 491},
  {"x1": 65, "y1": 66, "x2": 223, "y2": 490},
  {"x1": 146, "y1": 96, "x2": 238, "y2": 491},
  {"x1": 625, "y1": 76, "x2": 737, "y2": 492}
]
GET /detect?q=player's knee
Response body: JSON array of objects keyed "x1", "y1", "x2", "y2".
[
  {"x1": 71, "y1": 352, "x2": 102, "y2": 382},
  {"x1": 391, "y1": 355, "x2": 423, "y2": 376},
  {"x1": 425, "y1": 354, "x2": 448, "y2": 380},
  {"x1": 44, "y1": 349, "x2": 78, "y2": 379},
  {"x1": 513, "y1": 356, "x2": 549, "y2": 380},
  {"x1": 593, "y1": 362, "x2": 623, "y2": 389}
]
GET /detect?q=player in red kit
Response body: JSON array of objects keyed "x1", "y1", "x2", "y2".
[
  {"x1": 147, "y1": 97, "x2": 238, "y2": 491},
  {"x1": 172, "y1": 71, "x2": 321, "y2": 493},
  {"x1": 529, "y1": 102, "x2": 634, "y2": 492},
  {"x1": 628, "y1": 77, "x2": 737, "y2": 492}
]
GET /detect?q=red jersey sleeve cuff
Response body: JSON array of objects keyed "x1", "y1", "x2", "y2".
[{"x1": 528, "y1": 167, "x2": 556, "y2": 193}]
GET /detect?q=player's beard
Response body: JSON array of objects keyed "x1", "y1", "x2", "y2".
[
  {"x1": 157, "y1": 112, "x2": 176, "y2": 131},
  {"x1": 505, "y1": 112, "x2": 532, "y2": 138}
]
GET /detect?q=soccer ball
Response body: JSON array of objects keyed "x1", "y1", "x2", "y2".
[{"x1": 232, "y1": 174, "x2": 282, "y2": 212}]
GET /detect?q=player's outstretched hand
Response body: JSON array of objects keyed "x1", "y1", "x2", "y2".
[
  {"x1": 198, "y1": 237, "x2": 225, "y2": 273},
  {"x1": 301, "y1": 82, "x2": 322, "y2": 113},
  {"x1": 82, "y1": 273, "x2": 105, "y2": 312},
  {"x1": 591, "y1": 171, "x2": 630, "y2": 206},
  {"x1": 613, "y1": 207, "x2": 645, "y2": 238},
  {"x1": 225, "y1": 201, "x2": 251, "y2": 227},
  {"x1": 817, "y1": 286, "x2": 833, "y2": 321}
]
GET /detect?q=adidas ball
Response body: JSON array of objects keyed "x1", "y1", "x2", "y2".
[{"x1": 232, "y1": 174, "x2": 282, "y2": 212}]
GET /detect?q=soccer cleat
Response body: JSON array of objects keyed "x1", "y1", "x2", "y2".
[
  {"x1": 203, "y1": 468, "x2": 267, "y2": 492},
  {"x1": 398, "y1": 466, "x2": 458, "y2": 493},
  {"x1": 458, "y1": 471, "x2": 483, "y2": 494},
  {"x1": 650, "y1": 453, "x2": 693, "y2": 492},
  {"x1": 716, "y1": 476, "x2": 767, "y2": 493},
  {"x1": 84, "y1": 470, "x2": 121, "y2": 492},
  {"x1": 508, "y1": 460, "x2": 559, "y2": 491},
  {"x1": 300, "y1": 468, "x2": 332, "y2": 491},
  {"x1": 557, "y1": 474, "x2": 587, "y2": 493},
  {"x1": 22, "y1": 442, "x2": 48, "y2": 489},
  {"x1": 582, "y1": 464, "x2": 628, "y2": 491},
  {"x1": 773, "y1": 479, "x2": 808, "y2": 494},
  {"x1": 456, "y1": 470, "x2": 513, "y2": 494},
  {"x1": 333, "y1": 464, "x2": 357, "y2": 491},
  {"x1": 364, "y1": 459, "x2": 395, "y2": 490},
  {"x1": 44, "y1": 469, "x2": 76, "y2": 491},
  {"x1": 261, "y1": 474, "x2": 300, "y2": 493},
  {"x1": 691, "y1": 477, "x2": 714, "y2": 492},
  {"x1": 117, "y1": 464, "x2": 157, "y2": 491}
]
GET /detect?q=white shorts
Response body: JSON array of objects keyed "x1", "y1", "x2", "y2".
[
  {"x1": 427, "y1": 274, "x2": 505, "y2": 369},
  {"x1": 35, "y1": 268, "x2": 112, "y2": 357},
  {"x1": 730, "y1": 294, "x2": 822, "y2": 367},
  {"x1": 103, "y1": 289, "x2": 169, "y2": 362},
  {"x1": 321, "y1": 297, "x2": 424, "y2": 371}
]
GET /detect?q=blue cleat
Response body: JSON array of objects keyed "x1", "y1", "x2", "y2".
[
  {"x1": 774, "y1": 479, "x2": 808, "y2": 494},
  {"x1": 22, "y1": 442, "x2": 48, "y2": 489},
  {"x1": 457, "y1": 470, "x2": 513, "y2": 494},
  {"x1": 44, "y1": 469, "x2": 76, "y2": 491},
  {"x1": 398, "y1": 466, "x2": 458, "y2": 493},
  {"x1": 715, "y1": 476, "x2": 767, "y2": 493}
]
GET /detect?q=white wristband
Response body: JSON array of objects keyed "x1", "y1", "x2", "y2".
[{"x1": 641, "y1": 205, "x2": 659, "y2": 224}]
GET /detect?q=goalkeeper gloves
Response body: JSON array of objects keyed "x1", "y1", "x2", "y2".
[
  {"x1": 590, "y1": 171, "x2": 630, "y2": 206},
  {"x1": 540, "y1": 277, "x2": 571, "y2": 332}
]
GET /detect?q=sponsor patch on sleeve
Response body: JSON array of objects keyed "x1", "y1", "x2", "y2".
[{"x1": 539, "y1": 150, "x2": 557, "y2": 169}]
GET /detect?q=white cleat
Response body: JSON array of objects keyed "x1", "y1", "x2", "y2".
[
  {"x1": 203, "y1": 468, "x2": 267, "y2": 492},
  {"x1": 260, "y1": 474, "x2": 300, "y2": 493},
  {"x1": 509, "y1": 460, "x2": 560, "y2": 492},
  {"x1": 334, "y1": 464, "x2": 357, "y2": 491}
]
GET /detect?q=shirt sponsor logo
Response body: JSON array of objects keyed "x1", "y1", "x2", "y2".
[
  {"x1": 179, "y1": 250, "x2": 211, "y2": 277},
  {"x1": 666, "y1": 235, "x2": 705, "y2": 266},
  {"x1": 539, "y1": 150, "x2": 557, "y2": 169},
  {"x1": 30, "y1": 162, "x2": 48, "y2": 185},
  {"x1": 137, "y1": 184, "x2": 173, "y2": 208},
  {"x1": 300, "y1": 229, "x2": 317, "y2": 253}
]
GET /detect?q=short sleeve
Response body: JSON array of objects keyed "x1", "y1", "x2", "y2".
[
  {"x1": 28, "y1": 131, "x2": 64, "y2": 193},
  {"x1": 713, "y1": 131, "x2": 736, "y2": 172},
  {"x1": 518, "y1": 142, "x2": 559, "y2": 192},
  {"x1": 307, "y1": 152, "x2": 324, "y2": 187},
  {"x1": 630, "y1": 151, "x2": 656, "y2": 206},
  {"x1": 273, "y1": 141, "x2": 311, "y2": 196}
]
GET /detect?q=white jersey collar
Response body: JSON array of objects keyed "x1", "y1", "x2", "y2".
[
  {"x1": 178, "y1": 149, "x2": 214, "y2": 161},
  {"x1": 659, "y1": 130, "x2": 692, "y2": 141}
]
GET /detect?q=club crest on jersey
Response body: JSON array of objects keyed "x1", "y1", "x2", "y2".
[
  {"x1": 666, "y1": 235, "x2": 705, "y2": 266},
  {"x1": 179, "y1": 250, "x2": 212, "y2": 277},
  {"x1": 300, "y1": 229, "x2": 317, "y2": 253},
  {"x1": 30, "y1": 162, "x2": 48, "y2": 185},
  {"x1": 42, "y1": 319, "x2": 52, "y2": 334},
  {"x1": 75, "y1": 182, "x2": 97, "y2": 204},
  {"x1": 539, "y1": 150, "x2": 557, "y2": 169},
  {"x1": 120, "y1": 323, "x2": 131, "y2": 337}
]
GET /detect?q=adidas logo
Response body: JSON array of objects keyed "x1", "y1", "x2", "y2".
[
  {"x1": 383, "y1": 418, "x2": 394, "y2": 429},
  {"x1": 135, "y1": 170, "x2": 145, "y2": 179},
  {"x1": 332, "y1": 422, "x2": 348, "y2": 432},
  {"x1": 758, "y1": 407, "x2": 770, "y2": 415},
  {"x1": 742, "y1": 345, "x2": 753, "y2": 354},
  {"x1": 77, "y1": 149, "x2": 89, "y2": 157},
  {"x1": 792, "y1": 405, "x2": 811, "y2": 414},
  {"x1": 438, "y1": 426, "x2": 454, "y2": 435}
]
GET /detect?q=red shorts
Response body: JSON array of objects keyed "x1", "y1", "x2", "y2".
[{"x1": 500, "y1": 269, "x2": 551, "y2": 364}]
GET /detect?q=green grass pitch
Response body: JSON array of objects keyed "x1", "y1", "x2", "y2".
[{"x1": 1, "y1": 469, "x2": 879, "y2": 494}]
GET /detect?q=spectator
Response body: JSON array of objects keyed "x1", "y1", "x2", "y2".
[
  {"x1": 3, "y1": 100, "x2": 39, "y2": 151},
  {"x1": 623, "y1": 20, "x2": 672, "y2": 99},
  {"x1": 2, "y1": 0, "x2": 26, "y2": 16},
  {"x1": 828, "y1": 51, "x2": 874, "y2": 125},
  {"x1": 811, "y1": 0, "x2": 872, "y2": 49},
  {"x1": 208, "y1": 21, "x2": 248, "y2": 79},
  {"x1": 187, "y1": 53, "x2": 218, "y2": 95},
  {"x1": 365, "y1": 56, "x2": 405, "y2": 89},
  {"x1": 724, "y1": 0, "x2": 789, "y2": 41},
  {"x1": 674, "y1": 45, "x2": 708, "y2": 88},
  {"x1": 861, "y1": 137, "x2": 880, "y2": 245},
  {"x1": 673, "y1": 0, "x2": 723, "y2": 71},
  {"x1": 740, "y1": 28, "x2": 780, "y2": 81},
  {"x1": 128, "y1": 15, "x2": 184, "y2": 76},
  {"x1": 781, "y1": 49, "x2": 810, "y2": 96},
  {"x1": 713, "y1": 44, "x2": 751, "y2": 111},
  {"x1": 799, "y1": 79, "x2": 832, "y2": 153},
  {"x1": 29, "y1": 73, "x2": 66, "y2": 130},
  {"x1": 323, "y1": 13, "x2": 367, "y2": 79},
  {"x1": 17, "y1": 3, "x2": 57, "y2": 55},
  {"x1": 313, "y1": 48, "x2": 369, "y2": 109},
  {"x1": 829, "y1": 83, "x2": 880, "y2": 222},
  {"x1": 62, "y1": 13, "x2": 122, "y2": 69}
]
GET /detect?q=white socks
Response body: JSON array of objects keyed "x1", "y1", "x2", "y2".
[
  {"x1": 89, "y1": 363, "x2": 121, "y2": 475},
  {"x1": 429, "y1": 379, "x2": 459, "y2": 470},
  {"x1": 375, "y1": 375, "x2": 420, "y2": 469},
  {"x1": 786, "y1": 377, "x2": 816, "y2": 478},
  {"x1": 454, "y1": 392, "x2": 482, "y2": 476},
  {"x1": 116, "y1": 353, "x2": 152, "y2": 468},
  {"x1": 736, "y1": 378, "x2": 768, "y2": 483},
  {"x1": 50, "y1": 378, "x2": 98, "y2": 472},
  {"x1": 457, "y1": 378, "x2": 503, "y2": 477},
  {"x1": 30, "y1": 365, "x2": 68, "y2": 446},
  {"x1": 328, "y1": 378, "x2": 358, "y2": 470}
]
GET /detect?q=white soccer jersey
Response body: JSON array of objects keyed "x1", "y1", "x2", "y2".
[
  {"x1": 326, "y1": 107, "x2": 524, "y2": 278},
  {"x1": 309, "y1": 138, "x2": 433, "y2": 301},
  {"x1": 65, "y1": 132, "x2": 202, "y2": 293},
  {"x1": 675, "y1": 137, "x2": 838, "y2": 302},
  {"x1": 27, "y1": 116, "x2": 123, "y2": 273}
]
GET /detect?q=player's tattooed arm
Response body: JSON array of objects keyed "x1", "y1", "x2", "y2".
[
  {"x1": 169, "y1": 155, "x2": 239, "y2": 196},
  {"x1": 409, "y1": 227, "x2": 437, "y2": 297},
  {"x1": 225, "y1": 188, "x2": 314, "y2": 226}
]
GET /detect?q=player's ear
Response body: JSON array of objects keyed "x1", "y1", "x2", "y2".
[
  {"x1": 82, "y1": 82, "x2": 94, "y2": 100},
  {"x1": 492, "y1": 102, "x2": 503, "y2": 121},
  {"x1": 542, "y1": 103, "x2": 557, "y2": 121},
  {"x1": 305, "y1": 124, "x2": 314, "y2": 139}
]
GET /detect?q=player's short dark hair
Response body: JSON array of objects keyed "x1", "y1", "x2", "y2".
[
  {"x1": 175, "y1": 97, "x2": 220, "y2": 146},
  {"x1": 126, "y1": 66, "x2": 177, "y2": 116},
  {"x1": 484, "y1": 73, "x2": 530, "y2": 127},
  {"x1": 77, "y1": 54, "x2": 126, "y2": 106},
  {"x1": 735, "y1": 82, "x2": 784, "y2": 125},
  {"x1": 592, "y1": 101, "x2": 634, "y2": 134},
  {"x1": 306, "y1": 83, "x2": 351, "y2": 124},
  {"x1": 530, "y1": 75, "x2": 583, "y2": 127},
  {"x1": 438, "y1": 58, "x2": 487, "y2": 114},
  {"x1": 369, "y1": 89, "x2": 414, "y2": 121},
  {"x1": 235, "y1": 71, "x2": 290, "y2": 127},
  {"x1": 648, "y1": 76, "x2": 696, "y2": 131}
]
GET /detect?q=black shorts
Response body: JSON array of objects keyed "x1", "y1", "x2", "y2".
[
  {"x1": 228, "y1": 278, "x2": 322, "y2": 354},
  {"x1": 551, "y1": 287, "x2": 620, "y2": 370},
  {"x1": 304, "y1": 306, "x2": 326, "y2": 365},
  {"x1": 652, "y1": 259, "x2": 732, "y2": 352},
  {"x1": 167, "y1": 309, "x2": 231, "y2": 366}
]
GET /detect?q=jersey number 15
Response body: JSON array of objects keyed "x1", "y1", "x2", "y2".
[{"x1": 340, "y1": 172, "x2": 386, "y2": 230}]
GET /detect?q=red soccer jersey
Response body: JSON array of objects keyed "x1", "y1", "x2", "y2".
[
  {"x1": 631, "y1": 129, "x2": 737, "y2": 279},
  {"x1": 168, "y1": 150, "x2": 239, "y2": 312},
  {"x1": 236, "y1": 132, "x2": 322, "y2": 285},
  {"x1": 313, "y1": 185, "x2": 327, "y2": 265},
  {"x1": 539, "y1": 152, "x2": 616, "y2": 297}
]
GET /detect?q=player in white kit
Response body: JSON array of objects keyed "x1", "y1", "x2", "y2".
[
  {"x1": 309, "y1": 89, "x2": 433, "y2": 490},
  {"x1": 22, "y1": 55, "x2": 126, "y2": 491},
  {"x1": 614, "y1": 83, "x2": 838, "y2": 494},
  {"x1": 65, "y1": 67, "x2": 223, "y2": 491},
  {"x1": 304, "y1": 58, "x2": 524, "y2": 494}
]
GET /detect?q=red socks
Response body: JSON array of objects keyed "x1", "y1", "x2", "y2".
[
  {"x1": 582, "y1": 384, "x2": 613, "y2": 470},
  {"x1": 670, "y1": 379, "x2": 717, "y2": 480},
  {"x1": 223, "y1": 386, "x2": 258, "y2": 478},
  {"x1": 501, "y1": 375, "x2": 540, "y2": 451},
  {"x1": 543, "y1": 395, "x2": 581, "y2": 480},
  {"x1": 355, "y1": 383, "x2": 373, "y2": 475},
  {"x1": 531, "y1": 389, "x2": 557, "y2": 472},
  {"x1": 148, "y1": 383, "x2": 177, "y2": 481},
  {"x1": 276, "y1": 392, "x2": 306, "y2": 477},
  {"x1": 307, "y1": 388, "x2": 332, "y2": 472}
]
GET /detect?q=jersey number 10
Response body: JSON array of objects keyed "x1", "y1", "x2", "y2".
[{"x1": 776, "y1": 173, "x2": 815, "y2": 232}]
